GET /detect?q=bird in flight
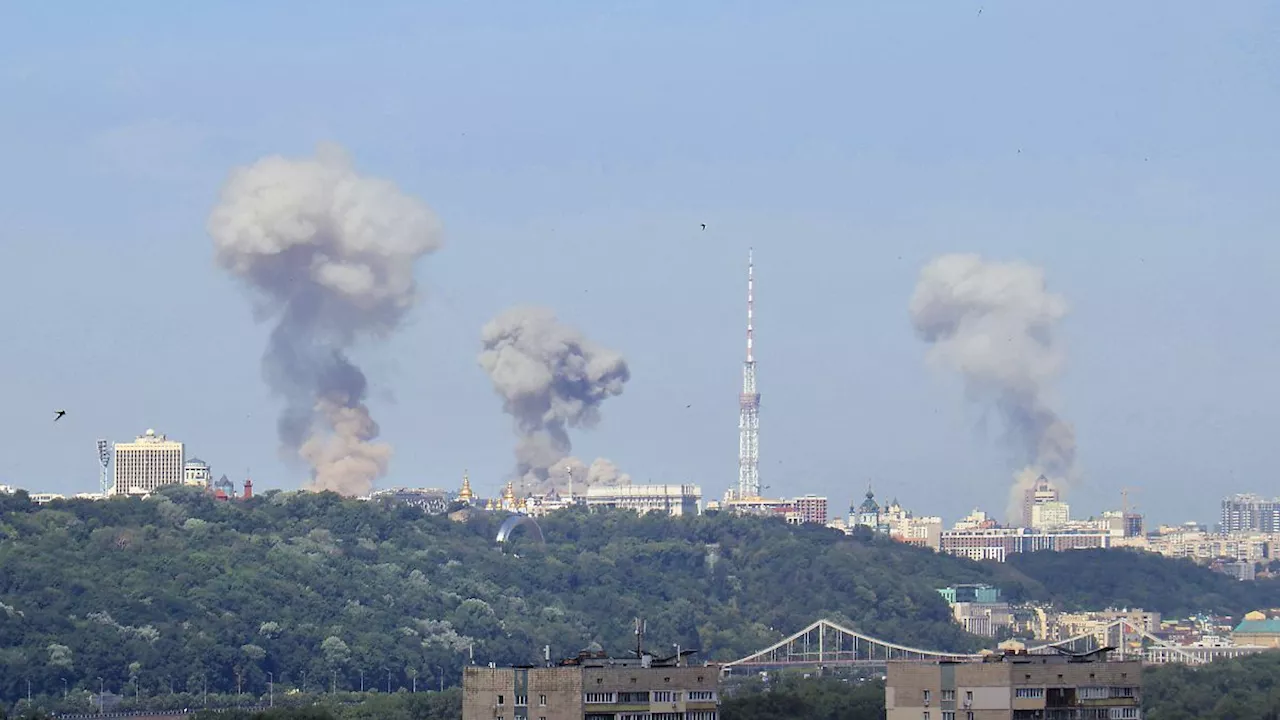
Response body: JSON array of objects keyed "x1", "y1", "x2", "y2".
[
  {"x1": 700, "y1": 223, "x2": 706, "y2": 230},
  {"x1": 53, "y1": 410, "x2": 66, "y2": 422}
]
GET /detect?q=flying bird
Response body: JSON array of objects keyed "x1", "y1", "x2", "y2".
[
  {"x1": 53, "y1": 410, "x2": 66, "y2": 422},
  {"x1": 700, "y1": 224, "x2": 706, "y2": 230}
]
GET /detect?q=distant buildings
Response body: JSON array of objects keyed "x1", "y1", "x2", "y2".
[
  {"x1": 111, "y1": 429, "x2": 184, "y2": 496},
  {"x1": 847, "y1": 488, "x2": 944, "y2": 549},
  {"x1": 940, "y1": 527, "x2": 1112, "y2": 563},
  {"x1": 1232, "y1": 611, "x2": 1280, "y2": 648},
  {"x1": 937, "y1": 584, "x2": 1013, "y2": 637},
  {"x1": 183, "y1": 458, "x2": 212, "y2": 488},
  {"x1": 1021, "y1": 475, "x2": 1060, "y2": 528},
  {"x1": 463, "y1": 640, "x2": 720, "y2": 720},
  {"x1": 585, "y1": 484, "x2": 703, "y2": 517},
  {"x1": 791, "y1": 494, "x2": 827, "y2": 524},
  {"x1": 885, "y1": 649, "x2": 1143, "y2": 720},
  {"x1": 1221, "y1": 493, "x2": 1280, "y2": 533}
]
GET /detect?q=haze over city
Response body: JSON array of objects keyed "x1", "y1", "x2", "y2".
[{"x1": 3, "y1": 1, "x2": 1279, "y2": 526}]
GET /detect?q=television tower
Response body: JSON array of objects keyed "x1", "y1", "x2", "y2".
[
  {"x1": 737, "y1": 248, "x2": 761, "y2": 499},
  {"x1": 95, "y1": 439, "x2": 112, "y2": 496}
]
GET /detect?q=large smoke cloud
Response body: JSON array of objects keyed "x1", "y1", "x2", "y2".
[
  {"x1": 478, "y1": 306, "x2": 631, "y2": 494},
  {"x1": 208, "y1": 143, "x2": 442, "y2": 496},
  {"x1": 909, "y1": 254, "x2": 1075, "y2": 524}
]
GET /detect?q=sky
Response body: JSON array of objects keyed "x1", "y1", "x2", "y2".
[{"x1": 2, "y1": 1, "x2": 1278, "y2": 527}]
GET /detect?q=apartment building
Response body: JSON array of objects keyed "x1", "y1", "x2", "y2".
[
  {"x1": 463, "y1": 644, "x2": 720, "y2": 720},
  {"x1": 886, "y1": 649, "x2": 1143, "y2": 720},
  {"x1": 111, "y1": 429, "x2": 184, "y2": 496}
]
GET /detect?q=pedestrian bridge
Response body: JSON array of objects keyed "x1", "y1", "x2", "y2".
[{"x1": 721, "y1": 618, "x2": 1269, "y2": 673}]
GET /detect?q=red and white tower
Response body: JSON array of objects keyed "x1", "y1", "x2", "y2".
[{"x1": 737, "y1": 248, "x2": 761, "y2": 499}]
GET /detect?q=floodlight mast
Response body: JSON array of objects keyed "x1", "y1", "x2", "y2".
[{"x1": 96, "y1": 439, "x2": 112, "y2": 496}]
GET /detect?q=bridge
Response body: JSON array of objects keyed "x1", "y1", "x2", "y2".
[{"x1": 721, "y1": 618, "x2": 1270, "y2": 673}]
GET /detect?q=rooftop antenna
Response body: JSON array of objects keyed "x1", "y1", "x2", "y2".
[
  {"x1": 634, "y1": 617, "x2": 647, "y2": 658},
  {"x1": 95, "y1": 439, "x2": 112, "y2": 497}
]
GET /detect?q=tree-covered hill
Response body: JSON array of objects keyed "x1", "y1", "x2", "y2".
[
  {"x1": 994, "y1": 548, "x2": 1280, "y2": 618},
  {"x1": 2, "y1": 487, "x2": 1277, "y2": 709},
  {"x1": 0, "y1": 487, "x2": 980, "y2": 705}
]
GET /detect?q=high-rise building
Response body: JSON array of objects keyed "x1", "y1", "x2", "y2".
[
  {"x1": 736, "y1": 248, "x2": 761, "y2": 500},
  {"x1": 111, "y1": 429, "x2": 185, "y2": 496},
  {"x1": 886, "y1": 650, "x2": 1142, "y2": 720},
  {"x1": 1221, "y1": 493, "x2": 1280, "y2": 533},
  {"x1": 1030, "y1": 500, "x2": 1070, "y2": 529},
  {"x1": 1021, "y1": 475, "x2": 1059, "y2": 528}
]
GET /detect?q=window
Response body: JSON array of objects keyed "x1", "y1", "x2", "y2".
[
  {"x1": 618, "y1": 692, "x2": 650, "y2": 703},
  {"x1": 653, "y1": 691, "x2": 675, "y2": 703},
  {"x1": 585, "y1": 692, "x2": 616, "y2": 704},
  {"x1": 515, "y1": 695, "x2": 528, "y2": 706},
  {"x1": 1079, "y1": 687, "x2": 1108, "y2": 700},
  {"x1": 966, "y1": 713, "x2": 974, "y2": 720},
  {"x1": 1110, "y1": 686, "x2": 1136, "y2": 698},
  {"x1": 922, "y1": 713, "x2": 930, "y2": 720},
  {"x1": 923, "y1": 689, "x2": 932, "y2": 703},
  {"x1": 497, "y1": 695, "x2": 505, "y2": 705},
  {"x1": 942, "y1": 713, "x2": 955, "y2": 720},
  {"x1": 538, "y1": 695, "x2": 547, "y2": 707},
  {"x1": 687, "y1": 712, "x2": 718, "y2": 720},
  {"x1": 964, "y1": 691, "x2": 973, "y2": 705},
  {"x1": 942, "y1": 690, "x2": 955, "y2": 701},
  {"x1": 1014, "y1": 688, "x2": 1045, "y2": 699},
  {"x1": 1113, "y1": 709, "x2": 1139, "y2": 719},
  {"x1": 687, "y1": 691, "x2": 717, "y2": 701}
]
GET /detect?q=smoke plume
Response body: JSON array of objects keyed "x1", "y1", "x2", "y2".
[
  {"x1": 909, "y1": 254, "x2": 1075, "y2": 523},
  {"x1": 208, "y1": 143, "x2": 442, "y2": 496},
  {"x1": 478, "y1": 306, "x2": 631, "y2": 494}
]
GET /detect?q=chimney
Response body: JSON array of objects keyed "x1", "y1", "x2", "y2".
[{"x1": 243, "y1": 477, "x2": 253, "y2": 500}]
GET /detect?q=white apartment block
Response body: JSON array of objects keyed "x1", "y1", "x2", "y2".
[
  {"x1": 112, "y1": 429, "x2": 185, "y2": 496},
  {"x1": 585, "y1": 483, "x2": 703, "y2": 516}
]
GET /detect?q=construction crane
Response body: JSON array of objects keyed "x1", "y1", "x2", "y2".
[{"x1": 1121, "y1": 487, "x2": 1142, "y2": 515}]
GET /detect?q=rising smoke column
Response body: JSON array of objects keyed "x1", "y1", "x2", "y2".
[
  {"x1": 909, "y1": 254, "x2": 1075, "y2": 523},
  {"x1": 208, "y1": 143, "x2": 442, "y2": 496},
  {"x1": 478, "y1": 306, "x2": 631, "y2": 494}
]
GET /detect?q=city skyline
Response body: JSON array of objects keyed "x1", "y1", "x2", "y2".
[{"x1": 3, "y1": 2, "x2": 1280, "y2": 524}]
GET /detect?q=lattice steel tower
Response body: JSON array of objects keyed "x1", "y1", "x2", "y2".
[{"x1": 737, "y1": 248, "x2": 761, "y2": 499}]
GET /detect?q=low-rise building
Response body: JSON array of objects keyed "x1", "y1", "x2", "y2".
[
  {"x1": 585, "y1": 484, "x2": 702, "y2": 517},
  {"x1": 463, "y1": 643, "x2": 720, "y2": 720},
  {"x1": 886, "y1": 649, "x2": 1143, "y2": 720},
  {"x1": 1232, "y1": 612, "x2": 1280, "y2": 648}
]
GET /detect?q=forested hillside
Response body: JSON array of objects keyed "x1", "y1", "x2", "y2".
[
  {"x1": 2, "y1": 486, "x2": 1276, "y2": 710},
  {"x1": 0, "y1": 487, "x2": 978, "y2": 705},
  {"x1": 999, "y1": 548, "x2": 1280, "y2": 618}
]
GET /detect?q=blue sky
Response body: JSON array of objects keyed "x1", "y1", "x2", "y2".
[{"x1": 1, "y1": 1, "x2": 1277, "y2": 526}]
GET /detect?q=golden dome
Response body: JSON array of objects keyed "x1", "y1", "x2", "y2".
[
  {"x1": 502, "y1": 480, "x2": 516, "y2": 502},
  {"x1": 458, "y1": 470, "x2": 474, "y2": 501}
]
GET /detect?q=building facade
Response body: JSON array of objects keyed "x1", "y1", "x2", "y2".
[
  {"x1": 940, "y1": 528, "x2": 1112, "y2": 563},
  {"x1": 463, "y1": 647, "x2": 720, "y2": 720},
  {"x1": 111, "y1": 429, "x2": 185, "y2": 496},
  {"x1": 886, "y1": 651, "x2": 1143, "y2": 720},
  {"x1": 792, "y1": 495, "x2": 828, "y2": 524},
  {"x1": 184, "y1": 458, "x2": 212, "y2": 488},
  {"x1": 1221, "y1": 493, "x2": 1280, "y2": 534},
  {"x1": 585, "y1": 484, "x2": 703, "y2": 517}
]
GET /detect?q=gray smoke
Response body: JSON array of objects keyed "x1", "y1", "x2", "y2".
[
  {"x1": 208, "y1": 143, "x2": 442, "y2": 496},
  {"x1": 478, "y1": 306, "x2": 631, "y2": 494},
  {"x1": 909, "y1": 254, "x2": 1075, "y2": 523}
]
